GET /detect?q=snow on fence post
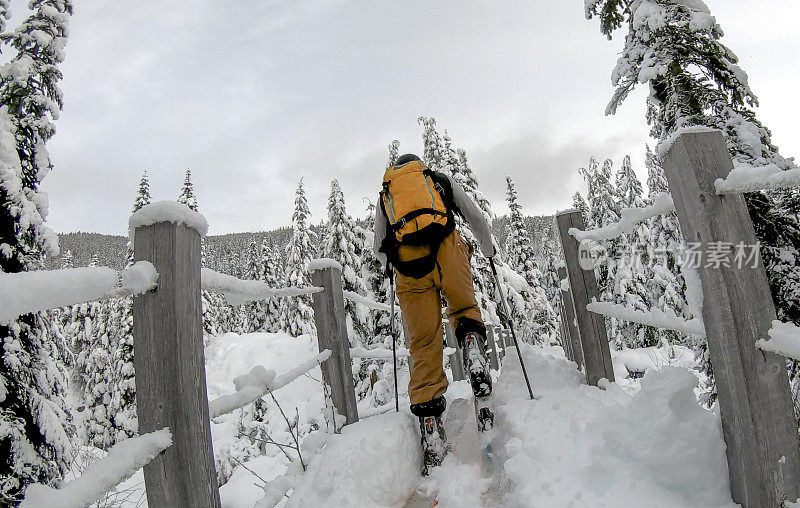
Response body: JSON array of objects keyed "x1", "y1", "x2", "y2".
[
  {"x1": 557, "y1": 266, "x2": 584, "y2": 370},
  {"x1": 486, "y1": 326, "x2": 500, "y2": 370},
  {"x1": 310, "y1": 265, "x2": 359, "y2": 430},
  {"x1": 555, "y1": 210, "x2": 615, "y2": 386},
  {"x1": 132, "y1": 220, "x2": 221, "y2": 507},
  {"x1": 444, "y1": 321, "x2": 466, "y2": 381},
  {"x1": 661, "y1": 129, "x2": 800, "y2": 507}
]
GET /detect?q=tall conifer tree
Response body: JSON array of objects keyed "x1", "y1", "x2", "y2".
[
  {"x1": 613, "y1": 156, "x2": 656, "y2": 347},
  {"x1": 504, "y1": 176, "x2": 559, "y2": 341},
  {"x1": 281, "y1": 180, "x2": 316, "y2": 337},
  {"x1": 0, "y1": 1, "x2": 74, "y2": 501},
  {"x1": 259, "y1": 239, "x2": 283, "y2": 333},
  {"x1": 324, "y1": 179, "x2": 371, "y2": 346},
  {"x1": 108, "y1": 172, "x2": 153, "y2": 442}
]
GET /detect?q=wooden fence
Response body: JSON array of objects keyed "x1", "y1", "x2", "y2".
[{"x1": 555, "y1": 130, "x2": 800, "y2": 507}]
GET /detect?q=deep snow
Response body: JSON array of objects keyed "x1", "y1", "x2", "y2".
[{"x1": 48, "y1": 333, "x2": 736, "y2": 508}]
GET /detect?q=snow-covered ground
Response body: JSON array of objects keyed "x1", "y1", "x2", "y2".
[
  {"x1": 285, "y1": 344, "x2": 734, "y2": 507},
  {"x1": 492, "y1": 345, "x2": 734, "y2": 507},
  {"x1": 102, "y1": 331, "x2": 328, "y2": 508},
  {"x1": 71, "y1": 333, "x2": 733, "y2": 508}
]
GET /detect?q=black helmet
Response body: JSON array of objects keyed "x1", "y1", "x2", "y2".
[{"x1": 395, "y1": 153, "x2": 421, "y2": 165}]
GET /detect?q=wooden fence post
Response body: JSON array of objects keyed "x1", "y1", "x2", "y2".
[
  {"x1": 311, "y1": 266, "x2": 359, "y2": 430},
  {"x1": 555, "y1": 211, "x2": 615, "y2": 385},
  {"x1": 486, "y1": 326, "x2": 500, "y2": 370},
  {"x1": 133, "y1": 222, "x2": 221, "y2": 508},
  {"x1": 662, "y1": 130, "x2": 800, "y2": 507},
  {"x1": 444, "y1": 321, "x2": 466, "y2": 381},
  {"x1": 558, "y1": 266, "x2": 585, "y2": 370}
]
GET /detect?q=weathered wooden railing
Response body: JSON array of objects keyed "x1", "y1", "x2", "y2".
[{"x1": 556, "y1": 129, "x2": 800, "y2": 507}]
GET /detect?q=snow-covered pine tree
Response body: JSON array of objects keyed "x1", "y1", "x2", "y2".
[
  {"x1": 108, "y1": 173, "x2": 153, "y2": 443},
  {"x1": 83, "y1": 294, "x2": 116, "y2": 450},
  {"x1": 430, "y1": 124, "x2": 500, "y2": 328},
  {"x1": 244, "y1": 239, "x2": 264, "y2": 332},
  {"x1": 57, "y1": 250, "x2": 75, "y2": 368},
  {"x1": 572, "y1": 192, "x2": 590, "y2": 225},
  {"x1": 387, "y1": 139, "x2": 400, "y2": 168},
  {"x1": 362, "y1": 202, "x2": 391, "y2": 345},
  {"x1": 178, "y1": 168, "x2": 198, "y2": 211},
  {"x1": 281, "y1": 180, "x2": 316, "y2": 337},
  {"x1": 324, "y1": 179, "x2": 371, "y2": 347},
  {"x1": 613, "y1": 156, "x2": 657, "y2": 348},
  {"x1": 177, "y1": 169, "x2": 222, "y2": 337},
  {"x1": 418, "y1": 116, "x2": 445, "y2": 172},
  {"x1": 645, "y1": 145, "x2": 689, "y2": 343},
  {"x1": 579, "y1": 157, "x2": 624, "y2": 346},
  {"x1": 504, "y1": 176, "x2": 558, "y2": 342},
  {"x1": 441, "y1": 123, "x2": 543, "y2": 343},
  {"x1": 0, "y1": 1, "x2": 74, "y2": 501},
  {"x1": 539, "y1": 247, "x2": 564, "y2": 327},
  {"x1": 258, "y1": 238, "x2": 281, "y2": 333}
]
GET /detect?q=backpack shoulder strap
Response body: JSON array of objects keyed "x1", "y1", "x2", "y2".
[{"x1": 428, "y1": 171, "x2": 461, "y2": 218}]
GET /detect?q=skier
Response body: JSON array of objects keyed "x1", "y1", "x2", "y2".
[{"x1": 373, "y1": 153, "x2": 496, "y2": 474}]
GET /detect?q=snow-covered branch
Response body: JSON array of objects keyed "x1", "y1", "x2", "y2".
[
  {"x1": 201, "y1": 268, "x2": 323, "y2": 306},
  {"x1": 569, "y1": 193, "x2": 675, "y2": 242},
  {"x1": 342, "y1": 290, "x2": 393, "y2": 312},
  {"x1": 586, "y1": 300, "x2": 706, "y2": 337},
  {"x1": 0, "y1": 261, "x2": 158, "y2": 323},
  {"x1": 714, "y1": 163, "x2": 800, "y2": 195},
  {"x1": 755, "y1": 320, "x2": 800, "y2": 361},
  {"x1": 20, "y1": 428, "x2": 172, "y2": 508},
  {"x1": 209, "y1": 350, "x2": 332, "y2": 419}
]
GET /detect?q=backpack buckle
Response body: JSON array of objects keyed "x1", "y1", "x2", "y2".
[{"x1": 398, "y1": 217, "x2": 407, "y2": 227}]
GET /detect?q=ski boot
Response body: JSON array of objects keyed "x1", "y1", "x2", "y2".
[
  {"x1": 457, "y1": 320, "x2": 495, "y2": 432},
  {"x1": 411, "y1": 396, "x2": 448, "y2": 476}
]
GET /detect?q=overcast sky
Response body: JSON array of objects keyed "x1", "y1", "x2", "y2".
[{"x1": 23, "y1": 0, "x2": 800, "y2": 235}]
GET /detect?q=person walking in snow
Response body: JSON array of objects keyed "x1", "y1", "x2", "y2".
[{"x1": 373, "y1": 153, "x2": 496, "y2": 474}]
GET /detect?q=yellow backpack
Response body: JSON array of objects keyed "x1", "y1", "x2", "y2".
[{"x1": 381, "y1": 159, "x2": 452, "y2": 246}]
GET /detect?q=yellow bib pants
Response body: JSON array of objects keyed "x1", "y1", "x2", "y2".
[{"x1": 395, "y1": 230, "x2": 483, "y2": 405}]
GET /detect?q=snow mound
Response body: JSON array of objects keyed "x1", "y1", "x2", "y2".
[
  {"x1": 612, "y1": 344, "x2": 695, "y2": 379},
  {"x1": 493, "y1": 345, "x2": 734, "y2": 507},
  {"x1": 128, "y1": 200, "x2": 209, "y2": 239},
  {"x1": 286, "y1": 411, "x2": 420, "y2": 507}
]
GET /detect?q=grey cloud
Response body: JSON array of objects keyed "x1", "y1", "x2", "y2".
[{"x1": 24, "y1": 0, "x2": 800, "y2": 235}]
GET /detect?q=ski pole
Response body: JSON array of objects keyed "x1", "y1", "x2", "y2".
[
  {"x1": 389, "y1": 266, "x2": 400, "y2": 412},
  {"x1": 489, "y1": 257, "x2": 535, "y2": 400}
]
